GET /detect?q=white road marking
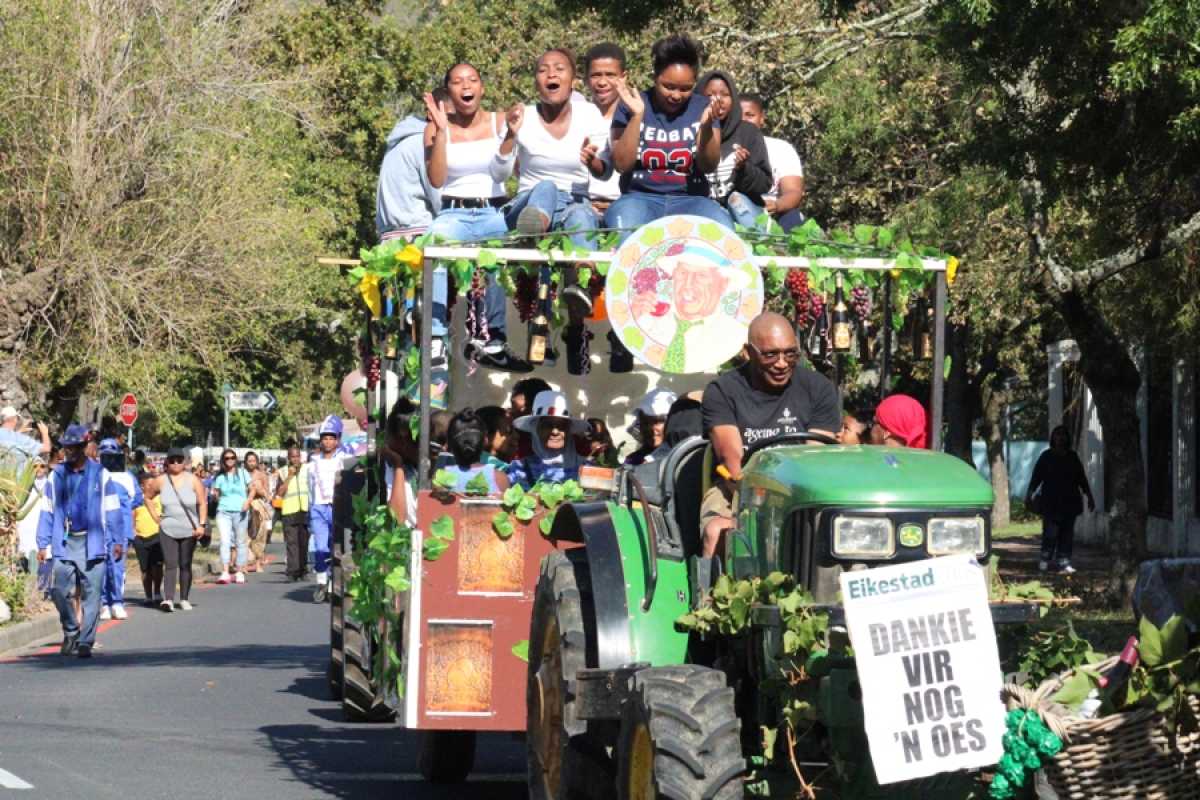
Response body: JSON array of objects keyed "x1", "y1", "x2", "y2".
[{"x1": 0, "y1": 766, "x2": 33, "y2": 789}]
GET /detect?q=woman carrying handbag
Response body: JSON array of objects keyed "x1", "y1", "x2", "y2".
[{"x1": 155, "y1": 447, "x2": 207, "y2": 612}]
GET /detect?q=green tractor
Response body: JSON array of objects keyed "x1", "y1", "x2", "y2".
[{"x1": 529, "y1": 434, "x2": 1030, "y2": 799}]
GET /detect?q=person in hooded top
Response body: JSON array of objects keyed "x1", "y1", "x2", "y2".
[
  {"x1": 698, "y1": 70, "x2": 773, "y2": 215},
  {"x1": 506, "y1": 391, "x2": 591, "y2": 489},
  {"x1": 869, "y1": 394, "x2": 929, "y2": 449},
  {"x1": 376, "y1": 87, "x2": 446, "y2": 241}
]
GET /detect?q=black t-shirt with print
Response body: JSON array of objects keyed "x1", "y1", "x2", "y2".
[{"x1": 701, "y1": 363, "x2": 841, "y2": 448}]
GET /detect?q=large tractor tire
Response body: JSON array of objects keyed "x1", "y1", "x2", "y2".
[
  {"x1": 417, "y1": 730, "x2": 477, "y2": 783},
  {"x1": 616, "y1": 665, "x2": 745, "y2": 800},
  {"x1": 341, "y1": 547, "x2": 395, "y2": 723},
  {"x1": 327, "y1": 536, "x2": 345, "y2": 701},
  {"x1": 528, "y1": 550, "x2": 614, "y2": 800}
]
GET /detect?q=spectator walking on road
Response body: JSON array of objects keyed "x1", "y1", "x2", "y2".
[
  {"x1": 308, "y1": 416, "x2": 345, "y2": 603},
  {"x1": 98, "y1": 438, "x2": 142, "y2": 621},
  {"x1": 36, "y1": 424, "x2": 131, "y2": 658},
  {"x1": 131, "y1": 473, "x2": 164, "y2": 606},
  {"x1": 275, "y1": 446, "x2": 310, "y2": 582},
  {"x1": 1026, "y1": 425, "x2": 1095, "y2": 575},
  {"x1": 211, "y1": 447, "x2": 252, "y2": 585},
  {"x1": 156, "y1": 447, "x2": 206, "y2": 611},
  {"x1": 244, "y1": 452, "x2": 272, "y2": 573}
]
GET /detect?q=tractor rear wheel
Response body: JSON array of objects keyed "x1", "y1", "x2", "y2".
[
  {"x1": 327, "y1": 536, "x2": 344, "y2": 701},
  {"x1": 417, "y1": 730, "x2": 476, "y2": 783},
  {"x1": 616, "y1": 665, "x2": 745, "y2": 800},
  {"x1": 341, "y1": 547, "x2": 394, "y2": 723},
  {"x1": 528, "y1": 550, "x2": 613, "y2": 800}
]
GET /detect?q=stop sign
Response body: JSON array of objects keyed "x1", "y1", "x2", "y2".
[{"x1": 119, "y1": 393, "x2": 139, "y2": 427}]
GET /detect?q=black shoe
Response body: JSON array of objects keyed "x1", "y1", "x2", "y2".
[
  {"x1": 561, "y1": 285, "x2": 593, "y2": 323},
  {"x1": 516, "y1": 206, "x2": 550, "y2": 237},
  {"x1": 608, "y1": 330, "x2": 634, "y2": 373},
  {"x1": 77, "y1": 644, "x2": 93, "y2": 659},
  {"x1": 60, "y1": 635, "x2": 79, "y2": 656},
  {"x1": 471, "y1": 340, "x2": 533, "y2": 373},
  {"x1": 313, "y1": 584, "x2": 328, "y2": 603}
]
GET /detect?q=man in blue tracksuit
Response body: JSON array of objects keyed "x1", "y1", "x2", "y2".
[
  {"x1": 307, "y1": 415, "x2": 345, "y2": 603},
  {"x1": 98, "y1": 438, "x2": 141, "y2": 621},
  {"x1": 37, "y1": 424, "x2": 131, "y2": 658}
]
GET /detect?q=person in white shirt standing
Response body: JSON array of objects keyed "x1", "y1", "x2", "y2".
[
  {"x1": 491, "y1": 48, "x2": 613, "y2": 322},
  {"x1": 307, "y1": 415, "x2": 345, "y2": 603},
  {"x1": 732, "y1": 94, "x2": 806, "y2": 232}
]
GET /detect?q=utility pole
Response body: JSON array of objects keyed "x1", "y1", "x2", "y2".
[{"x1": 222, "y1": 382, "x2": 233, "y2": 449}]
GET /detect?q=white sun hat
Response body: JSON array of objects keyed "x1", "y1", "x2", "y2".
[
  {"x1": 634, "y1": 388, "x2": 678, "y2": 419},
  {"x1": 513, "y1": 390, "x2": 590, "y2": 435}
]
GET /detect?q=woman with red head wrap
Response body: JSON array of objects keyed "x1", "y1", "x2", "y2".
[{"x1": 870, "y1": 394, "x2": 928, "y2": 449}]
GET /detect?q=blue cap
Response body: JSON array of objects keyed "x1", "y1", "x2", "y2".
[
  {"x1": 318, "y1": 415, "x2": 343, "y2": 437},
  {"x1": 59, "y1": 423, "x2": 90, "y2": 447},
  {"x1": 98, "y1": 437, "x2": 122, "y2": 455}
]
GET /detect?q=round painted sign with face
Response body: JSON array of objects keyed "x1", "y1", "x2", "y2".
[{"x1": 605, "y1": 215, "x2": 764, "y2": 374}]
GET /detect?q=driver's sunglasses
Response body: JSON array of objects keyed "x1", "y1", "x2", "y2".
[{"x1": 747, "y1": 343, "x2": 802, "y2": 364}]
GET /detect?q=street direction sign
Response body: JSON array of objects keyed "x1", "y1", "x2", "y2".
[
  {"x1": 228, "y1": 391, "x2": 277, "y2": 412},
  {"x1": 119, "y1": 393, "x2": 139, "y2": 427}
]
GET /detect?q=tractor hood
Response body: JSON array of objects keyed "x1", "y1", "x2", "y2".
[{"x1": 743, "y1": 445, "x2": 993, "y2": 509}]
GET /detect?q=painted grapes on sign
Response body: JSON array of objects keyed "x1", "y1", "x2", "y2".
[{"x1": 605, "y1": 216, "x2": 763, "y2": 373}]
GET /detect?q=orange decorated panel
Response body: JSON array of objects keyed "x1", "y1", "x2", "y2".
[{"x1": 408, "y1": 492, "x2": 563, "y2": 731}]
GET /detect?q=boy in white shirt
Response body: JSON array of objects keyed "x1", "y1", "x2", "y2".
[
  {"x1": 582, "y1": 43, "x2": 627, "y2": 217},
  {"x1": 731, "y1": 94, "x2": 806, "y2": 232}
]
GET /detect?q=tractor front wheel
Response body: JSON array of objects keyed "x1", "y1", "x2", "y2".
[
  {"x1": 327, "y1": 535, "x2": 344, "y2": 701},
  {"x1": 528, "y1": 550, "x2": 613, "y2": 800},
  {"x1": 616, "y1": 665, "x2": 745, "y2": 800}
]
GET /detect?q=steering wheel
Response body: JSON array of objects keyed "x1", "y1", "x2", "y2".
[{"x1": 741, "y1": 431, "x2": 838, "y2": 464}]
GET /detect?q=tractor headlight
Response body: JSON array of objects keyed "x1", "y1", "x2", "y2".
[
  {"x1": 832, "y1": 516, "x2": 895, "y2": 558},
  {"x1": 928, "y1": 517, "x2": 986, "y2": 556}
]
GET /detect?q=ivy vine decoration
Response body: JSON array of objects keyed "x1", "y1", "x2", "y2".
[
  {"x1": 677, "y1": 572, "x2": 831, "y2": 796},
  {"x1": 491, "y1": 480, "x2": 584, "y2": 539}
]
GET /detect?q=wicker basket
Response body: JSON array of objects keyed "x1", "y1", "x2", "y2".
[{"x1": 1002, "y1": 657, "x2": 1200, "y2": 800}]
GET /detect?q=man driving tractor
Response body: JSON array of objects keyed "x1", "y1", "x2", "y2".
[{"x1": 699, "y1": 311, "x2": 841, "y2": 557}]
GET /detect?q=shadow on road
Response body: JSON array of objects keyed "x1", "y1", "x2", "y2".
[
  {"x1": 259, "y1": 723, "x2": 528, "y2": 799},
  {"x1": 13, "y1": 642, "x2": 329, "y2": 670}
]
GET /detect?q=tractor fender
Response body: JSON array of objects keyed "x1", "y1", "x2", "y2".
[{"x1": 551, "y1": 502, "x2": 634, "y2": 670}]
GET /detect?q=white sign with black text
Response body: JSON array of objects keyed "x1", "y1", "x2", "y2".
[{"x1": 840, "y1": 554, "x2": 1005, "y2": 784}]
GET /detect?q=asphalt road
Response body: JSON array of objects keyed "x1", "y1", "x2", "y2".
[{"x1": 0, "y1": 542, "x2": 527, "y2": 798}]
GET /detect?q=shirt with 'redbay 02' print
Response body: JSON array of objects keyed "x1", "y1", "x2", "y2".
[{"x1": 700, "y1": 363, "x2": 841, "y2": 448}]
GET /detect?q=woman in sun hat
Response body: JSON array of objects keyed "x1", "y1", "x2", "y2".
[
  {"x1": 624, "y1": 388, "x2": 678, "y2": 466},
  {"x1": 505, "y1": 390, "x2": 591, "y2": 489}
]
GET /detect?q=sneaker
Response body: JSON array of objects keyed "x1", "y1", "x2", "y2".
[
  {"x1": 152, "y1": 593, "x2": 163, "y2": 604},
  {"x1": 111, "y1": 604, "x2": 127, "y2": 620},
  {"x1": 1058, "y1": 561, "x2": 1077, "y2": 575},
  {"x1": 77, "y1": 644, "x2": 93, "y2": 659},
  {"x1": 60, "y1": 635, "x2": 79, "y2": 656},
  {"x1": 1038, "y1": 560, "x2": 1049, "y2": 573},
  {"x1": 99, "y1": 606, "x2": 112, "y2": 621},
  {"x1": 178, "y1": 600, "x2": 193, "y2": 611},
  {"x1": 313, "y1": 584, "x2": 328, "y2": 603},
  {"x1": 217, "y1": 571, "x2": 231, "y2": 585},
  {"x1": 516, "y1": 206, "x2": 550, "y2": 237},
  {"x1": 159, "y1": 600, "x2": 174, "y2": 613},
  {"x1": 561, "y1": 285, "x2": 593, "y2": 322},
  {"x1": 234, "y1": 571, "x2": 246, "y2": 584},
  {"x1": 473, "y1": 340, "x2": 533, "y2": 373}
]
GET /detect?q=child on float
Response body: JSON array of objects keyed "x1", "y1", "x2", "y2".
[
  {"x1": 505, "y1": 391, "x2": 591, "y2": 489},
  {"x1": 442, "y1": 408, "x2": 510, "y2": 494},
  {"x1": 698, "y1": 70, "x2": 774, "y2": 225}
]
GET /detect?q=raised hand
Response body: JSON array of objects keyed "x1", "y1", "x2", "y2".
[
  {"x1": 579, "y1": 139, "x2": 600, "y2": 167},
  {"x1": 732, "y1": 144, "x2": 749, "y2": 169},
  {"x1": 613, "y1": 77, "x2": 644, "y2": 116},
  {"x1": 423, "y1": 92, "x2": 449, "y2": 132},
  {"x1": 699, "y1": 94, "x2": 719, "y2": 127},
  {"x1": 505, "y1": 103, "x2": 525, "y2": 137}
]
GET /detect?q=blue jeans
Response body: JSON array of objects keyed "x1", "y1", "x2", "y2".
[
  {"x1": 727, "y1": 191, "x2": 805, "y2": 233},
  {"x1": 309, "y1": 503, "x2": 334, "y2": 575},
  {"x1": 430, "y1": 206, "x2": 510, "y2": 337},
  {"x1": 603, "y1": 192, "x2": 733, "y2": 243},
  {"x1": 503, "y1": 181, "x2": 598, "y2": 250},
  {"x1": 102, "y1": 549, "x2": 125, "y2": 606},
  {"x1": 51, "y1": 535, "x2": 106, "y2": 646},
  {"x1": 216, "y1": 509, "x2": 249, "y2": 570}
]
